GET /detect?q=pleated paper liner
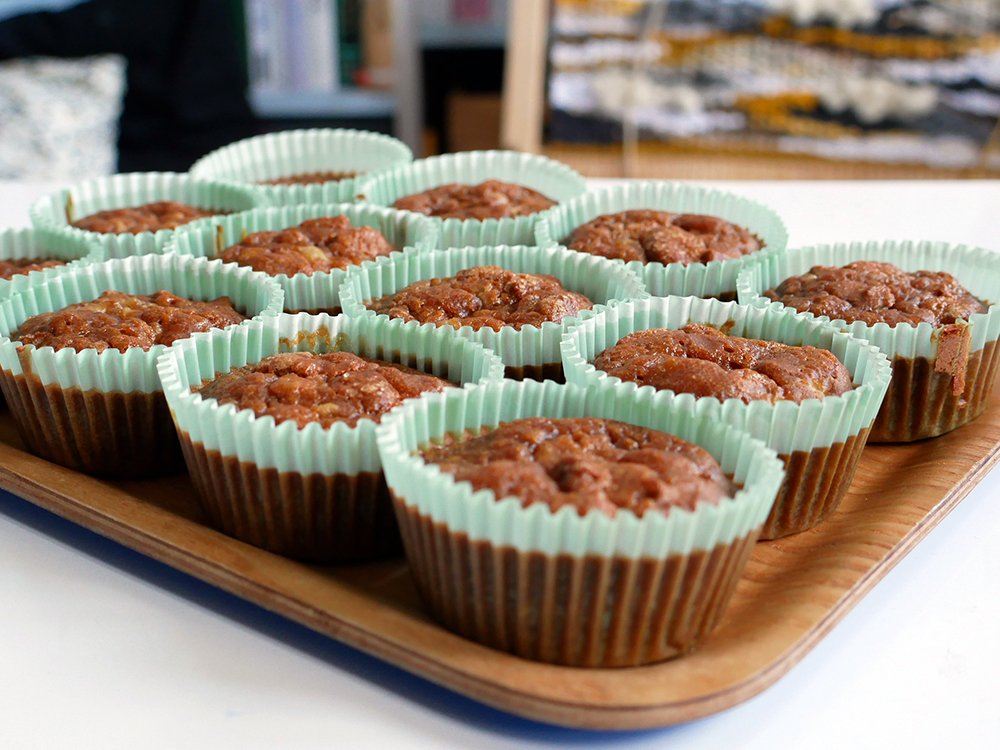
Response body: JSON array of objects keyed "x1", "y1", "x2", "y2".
[
  {"x1": 353, "y1": 150, "x2": 587, "y2": 247},
  {"x1": 533, "y1": 181, "x2": 789, "y2": 300},
  {"x1": 374, "y1": 379, "x2": 784, "y2": 667},
  {"x1": 338, "y1": 244, "x2": 648, "y2": 381},
  {"x1": 0, "y1": 226, "x2": 105, "y2": 296},
  {"x1": 188, "y1": 128, "x2": 413, "y2": 206},
  {"x1": 737, "y1": 240, "x2": 1000, "y2": 442},
  {"x1": 29, "y1": 172, "x2": 263, "y2": 258},
  {"x1": 168, "y1": 202, "x2": 440, "y2": 314},
  {"x1": 561, "y1": 297, "x2": 891, "y2": 539},
  {"x1": 156, "y1": 311, "x2": 504, "y2": 563},
  {"x1": 0, "y1": 254, "x2": 283, "y2": 477}
]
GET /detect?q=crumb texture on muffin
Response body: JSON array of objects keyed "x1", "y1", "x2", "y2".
[
  {"x1": 15, "y1": 290, "x2": 245, "y2": 353},
  {"x1": 393, "y1": 180, "x2": 556, "y2": 220},
  {"x1": 365, "y1": 265, "x2": 593, "y2": 331},
  {"x1": 565, "y1": 210, "x2": 762, "y2": 265},
  {"x1": 197, "y1": 351, "x2": 451, "y2": 429},
  {"x1": 219, "y1": 216, "x2": 395, "y2": 277},
  {"x1": 593, "y1": 323, "x2": 853, "y2": 404},
  {"x1": 764, "y1": 261, "x2": 987, "y2": 327},
  {"x1": 0, "y1": 258, "x2": 67, "y2": 280},
  {"x1": 71, "y1": 201, "x2": 218, "y2": 234},
  {"x1": 420, "y1": 416, "x2": 736, "y2": 517},
  {"x1": 260, "y1": 170, "x2": 360, "y2": 186}
]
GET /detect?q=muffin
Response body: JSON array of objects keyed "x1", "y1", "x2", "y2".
[
  {"x1": 355, "y1": 150, "x2": 587, "y2": 247},
  {"x1": 534, "y1": 182, "x2": 788, "y2": 299},
  {"x1": 592, "y1": 324, "x2": 854, "y2": 404},
  {"x1": 0, "y1": 227, "x2": 102, "y2": 295},
  {"x1": 737, "y1": 242, "x2": 1000, "y2": 442},
  {"x1": 30, "y1": 172, "x2": 261, "y2": 258},
  {"x1": 364, "y1": 265, "x2": 593, "y2": 335},
  {"x1": 393, "y1": 180, "x2": 556, "y2": 220},
  {"x1": 0, "y1": 254, "x2": 283, "y2": 477},
  {"x1": 168, "y1": 203, "x2": 438, "y2": 315},
  {"x1": 188, "y1": 128, "x2": 413, "y2": 205},
  {"x1": 338, "y1": 244, "x2": 647, "y2": 381},
  {"x1": 157, "y1": 312, "x2": 504, "y2": 562},
  {"x1": 261, "y1": 170, "x2": 359, "y2": 186},
  {"x1": 561, "y1": 296, "x2": 891, "y2": 539},
  {"x1": 375, "y1": 379, "x2": 785, "y2": 667},
  {"x1": 71, "y1": 201, "x2": 219, "y2": 234},
  {"x1": 565, "y1": 210, "x2": 761, "y2": 266},
  {"x1": 218, "y1": 216, "x2": 395, "y2": 278}
]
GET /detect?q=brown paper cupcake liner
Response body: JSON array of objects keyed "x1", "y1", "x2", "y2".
[
  {"x1": 871, "y1": 340, "x2": 1000, "y2": 442},
  {"x1": 396, "y1": 503, "x2": 757, "y2": 667},
  {"x1": 0, "y1": 369, "x2": 184, "y2": 477},
  {"x1": 767, "y1": 428, "x2": 869, "y2": 538},
  {"x1": 179, "y1": 436, "x2": 400, "y2": 563}
]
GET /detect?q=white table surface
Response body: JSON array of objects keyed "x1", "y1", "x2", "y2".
[{"x1": 1, "y1": 179, "x2": 999, "y2": 749}]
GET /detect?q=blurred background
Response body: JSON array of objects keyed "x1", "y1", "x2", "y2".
[{"x1": 1, "y1": 0, "x2": 999, "y2": 181}]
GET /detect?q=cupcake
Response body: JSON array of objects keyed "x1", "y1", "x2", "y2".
[
  {"x1": 534, "y1": 182, "x2": 788, "y2": 299},
  {"x1": 338, "y1": 244, "x2": 647, "y2": 381},
  {"x1": 188, "y1": 128, "x2": 413, "y2": 205},
  {"x1": 0, "y1": 226, "x2": 104, "y2": 296},
  {"x1": 156, "y1": 311, "x2": 503, "y2": 562},
  {"x1": 168, "y1": 202, "x2": 439, "y2": 315},
  {"x1": 561, "y1": 296, "x2": 890, "y2": 538},
  {"x1": 375, "y1": 379, "x2": 784, "y2": 667},
  {"x1": 0, "y1": 254, "x2": 283, "y2": 477},
  {"x1": 737, "y1": 241, "x2": 1000, "y2": 442},
  {"x1": 354, "y1": 150, "x2": 587, "y2": 247},
  {"x1": 29, "y1": 172, "x2": 262, "y2": 258}
]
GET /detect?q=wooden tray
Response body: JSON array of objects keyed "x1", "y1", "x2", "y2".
[{"x1": 1, "y1": 385, "x2": 999, "y2": 731}]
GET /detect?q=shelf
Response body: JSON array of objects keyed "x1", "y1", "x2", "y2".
[{"x1": 248, "y1": 87, "x2": 396, "y2": 119}]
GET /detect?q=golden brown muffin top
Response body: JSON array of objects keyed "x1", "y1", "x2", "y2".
[
  {"x1": 565, "y1": 210, "x2": 762, "y2": 265},
  {"x1": 420, "y1": 417, "x2": 735, "y2": 517},
  {"x1": 260, "y1": 170, "x2": 360, "y2": 186},
  {"x1": 197, "y1": 351, "x2": 451, "y2": 429},
  {"x1": 393, "y1": 180, "x2": 556, "y2": 220},
  {"x1": 15, "y1": 290, "x2": 246, "y2": 353},
  {"x1": 365, "y1": 265, "x2": 593, "y2": 332},
  {"x1": 219, "y1": 216, "x2": 395, "y2": 277},
  {"x1": 763, "y1": 261, "x2": 987, "y2": 327},
  {"x1": 71, "y1": 201, "x2": 218, "y2": 234},
  {"x1": 592, "y1": 324, "x2": 853, "y2": 404},
  {"x1": 0, "y1": 257, "x2": 67, "y2": 280}
]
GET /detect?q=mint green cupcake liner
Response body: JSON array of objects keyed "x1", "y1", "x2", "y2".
[
  {"x1": 534, "y1": 181, "x2": 789, "y2": 299},
  {"x1": 0, "y1": 226, "x2": 105, "y2": 298},
  {"x1": 375, "y1": 379, "x2": 784, "y2": 666},
  {"x1": 188, "y1": 128, "x2": 413, "y2": 205},
  {"x1": 338, "y1": 244, "x2": 647, "y2": 379},
  {"x1": 354, "y1": 150, "x2": 587, "y2": 247},
  {"x1": 561, "y1": 296, "x2": 891, "y2": 538},
  {"x1": 0, "y1": 254, "x2": 283, "y2": 477},
  {"x1": 29, "y1": 172, "x2": 263, "y2": 258},
  {"x1": 737, "y1": 240, "x2": 1000, "y2": 441},
  {"x1": 156, "y1": 311, "x2": 504, "y2": 562},
  {"x1": 167, "y1": 202, "x2": 440, "y2": 314}
]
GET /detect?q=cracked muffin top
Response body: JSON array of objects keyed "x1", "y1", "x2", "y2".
[
  {"x1": 393, "y1": 180, "x2": 556, "y2": 220},
  {"x1": 15, "y1": 290, "x2": 245, "y2": 353},
  {"x1": 219, "y1": 216, "x2": 395, "y2": 277},
  {"x1": 420, "y1": 417, "x2": 736, "y2": 517},
  {"x1": 592, "y1": 323, "x2": 853, "y2": 404},
  {"x1": 71, "y1": 201, "x2": 219, "y2": 234},
  {"x1": 763, "y1": 261, "x2": 987, "y2": 327},
  {"x1": 197, "y1": 351, "x2": 452, "y2": 429},
  {"x1": 565, "y1": 210, "x2": 762, "y2": 265},
  {"x1": 365, "y1": 265, "x2": 593, "y2": 332}
]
